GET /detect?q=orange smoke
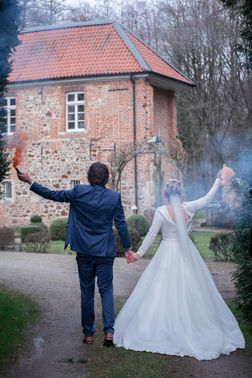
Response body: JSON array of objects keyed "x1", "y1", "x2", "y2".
[{"x1": 8, "y1": 130, "x2": 29, "y2": 168}]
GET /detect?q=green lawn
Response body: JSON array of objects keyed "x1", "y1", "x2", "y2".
[
  {"x1": 194, "y1": 209, "x2": 206, "y2": 219},
  {"x1": 191, "y1": 231, "x2": 215, "y2": 258},
  {"x1": 0, "y1": 285, "x2": 38, "y2": 373},
  {"x1": 143, "y1": 231, "x2": 215, "y2": 259},
  {"x1": 47, "y1": 240, "x2": 71, "y2": 253},
  {"x1": 144, "y1": 234, "x2": 162, "y2": 257},
  {"x1": 20, "y1": 231, "x2": 215, "y2": 259}
]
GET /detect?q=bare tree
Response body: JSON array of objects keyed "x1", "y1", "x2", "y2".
[
  {"x1": 65, "y1": 2, "x2": 100, "y2": 22},
  {"x1": 94, "y1": 0, "x2": 118, "y2": 19},
  {"x1": 157, "y1": 0, "x2": 251, "y2": 195},
  {"x1": 108, "y1": 140, "x2": 184, "y2": 193},
  {"x1": 18, "y1": 0, "x2": 67, "y2": 27}
]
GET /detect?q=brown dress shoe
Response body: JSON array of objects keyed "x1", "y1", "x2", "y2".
[
  {"x1": 83, "y1": 335, "x2": 94, "y2": 344},
  {"x1": 103, "y1": 332, "x2": 114, "y2": 347}
]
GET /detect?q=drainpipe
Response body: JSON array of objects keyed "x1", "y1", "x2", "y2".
[{"x1": 130, "y1": 74, "x2": 138, "y2": 213}]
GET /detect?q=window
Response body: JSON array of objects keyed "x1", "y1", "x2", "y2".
[
  {"x1": 3, "y1": 97, "x2": 16, "y2": 135},
  {"x1": 71, "y1": 180, "x2": 80, "y2": 188},
  {"x1": 66, "y1": 92, "x2": 84, "y2": 132},
  {"x1": 3, "y1": 181, "x2": 12, "y2": 200}
]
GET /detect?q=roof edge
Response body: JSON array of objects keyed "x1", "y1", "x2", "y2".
[
  {"x1": 7, "y1": 72, "x2": 149, "y2": 86},
  {"x1": 148, "y1": 72, "x2": 195, "y2": 89},
  {"x1": 112, "y1": 22, "x2": 151, "y2": 72},
  {"x1": 7, "y1": 71, "x2": 194, "y2": 88},
  {"x1": 20, "y1": 19, "x2": 116, "y2": 34}
]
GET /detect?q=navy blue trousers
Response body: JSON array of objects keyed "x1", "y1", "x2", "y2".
[{"x1": 76, "y1": 253, "x2": 115, "y2": 336}]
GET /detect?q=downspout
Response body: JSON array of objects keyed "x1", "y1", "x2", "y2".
[{"x1": 131, "y1": 74, "x2": 138, "y2": 213}]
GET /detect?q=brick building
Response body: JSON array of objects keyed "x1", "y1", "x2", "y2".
[{"x1": 1, "y1": 20, "x2": 193, "y2": 227}]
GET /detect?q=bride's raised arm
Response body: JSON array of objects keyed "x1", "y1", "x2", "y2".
[{"x1": 184, "y1": 176, "x2": 222, "y2": 215}]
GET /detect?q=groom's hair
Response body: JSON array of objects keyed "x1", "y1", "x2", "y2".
[{"x1": 88, "y1": 162, "x2": 109, "y2": 186}]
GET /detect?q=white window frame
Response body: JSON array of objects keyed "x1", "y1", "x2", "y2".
[
  {"x1": 4, "y1": 97, "x2": 16, "y2": 135},
  {"x1": 71, "y1": 180, "x2": 80, "y2": 189},
  {"x1": 66, "y1": 92, "x2": 84, "y2": 132},
  {"x1": 2, "y1": 181, "x2": 13, "y2": 201}
]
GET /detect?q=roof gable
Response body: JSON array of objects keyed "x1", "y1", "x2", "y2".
[{"x1": 8, "y1": 21, "x2": 193, "y2": 86}]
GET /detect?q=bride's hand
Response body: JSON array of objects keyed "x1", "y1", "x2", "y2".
[
  {"x1": 128, "y1": 252, "x2": 141, "y2": 263},
  {"x1": 218, "y1": 166, "x2": 235, "y2": 184}
]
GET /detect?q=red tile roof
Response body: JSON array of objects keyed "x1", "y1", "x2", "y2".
[{"x1": 8, "y1": 21, "x2": 193, "y2": 86}]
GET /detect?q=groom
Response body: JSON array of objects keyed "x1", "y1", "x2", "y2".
[{"x1": 17, "y1": 162, "x2": 132, "y2": 346}]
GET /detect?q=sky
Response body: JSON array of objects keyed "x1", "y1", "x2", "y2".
[{"x1": 65, "y1": 0, "x2": 97, "y2": 6}]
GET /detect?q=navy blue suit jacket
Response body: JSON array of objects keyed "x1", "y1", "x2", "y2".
[{"x1": 30, "y1": 182, "x2": 131, "y2": 257}]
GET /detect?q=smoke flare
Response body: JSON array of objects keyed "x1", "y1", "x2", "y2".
[
  {"x1": 8, "y1": 130, "x2": 29, "y2": 168},
  {"x1": 222, "y1": 164, "x2": 236, "y2": 209}
]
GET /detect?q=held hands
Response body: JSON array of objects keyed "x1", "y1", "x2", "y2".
[
  {"x1": 129, "y1": 252, "x2": 141, "y2": 263},
  {"x1": 125, "y1": 249, "x2": 141, "y2": 264}
]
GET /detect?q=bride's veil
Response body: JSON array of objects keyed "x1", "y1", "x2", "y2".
[
  {"x1": 169, "y1": 194, "x2": 219, "y2": 318},
  {"x1": 170, "y1": 194, "x2": 190, "y2": 261}
]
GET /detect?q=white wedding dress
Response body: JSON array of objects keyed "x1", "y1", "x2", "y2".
[{"x1": 114, "y1": 178, "x2": 245, "y2": 360}]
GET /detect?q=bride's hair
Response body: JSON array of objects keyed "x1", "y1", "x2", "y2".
[{"x1": 164, "y1": 179, "x2": 182, "y2": 201}]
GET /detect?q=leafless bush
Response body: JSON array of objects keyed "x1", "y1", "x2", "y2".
[
  {"x1": 0, "y1": 227, "x2": 15, "y2": 250},
  {"x1": 23, "y1": 229, "x2": 50, "y2": 253}
]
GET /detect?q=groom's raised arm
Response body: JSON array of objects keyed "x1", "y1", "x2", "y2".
[
  {"x1": 30, "y1": 182, "x2": 77, "y2": 202},
  {"x1": 17, "y1": 171, "x2": 76, "y2": 202}
]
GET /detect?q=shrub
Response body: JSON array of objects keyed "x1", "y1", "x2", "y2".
[
  {"x1": 23, "y1": 229, "x2": 50, "y2": 253},
  {"x1": 113, "y1": 227, "x2": 141, "y2": 257},
  {"x1": 30, "y1": 215, "x2": 42, "y2": 223},
  {"x1": 232, "y1": 174, "x2": 252, "y2": 321},
  {"x1": 49, "y1": 218, "x2": 68, "y2": 241},
  {"x1": 127, "y1": 214, "x2": 150, "y2": 236},
  {"x1": 0, "y1": 227, "x2": 15, "y2": 250},
  {"x1": 21, "y1": 223, "x2": 47, "y2": 242},
  {"x1": 209, "y1": 232, "x2": 235, "y2": 261}
]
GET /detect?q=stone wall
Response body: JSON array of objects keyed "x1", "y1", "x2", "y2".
[{"x1": 1, "y1": 77, "x2": 181, "y2": 227}]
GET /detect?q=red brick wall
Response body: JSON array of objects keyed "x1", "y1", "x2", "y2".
[{"x1": 1, "y1": 78, "x2": 181, "y2": 227}]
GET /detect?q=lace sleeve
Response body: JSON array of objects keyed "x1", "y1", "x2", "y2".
[
  {"x1": 137, "y1": 208, "x2": 163, "y2": 257},
  {"x1": 184, "y1": 178, "x2": 222, "y2": 215}
]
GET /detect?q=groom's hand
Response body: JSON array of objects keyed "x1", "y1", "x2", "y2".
[
  {"x1": 128, "y1": 252, "x2": 140, "y2": 263},
  {"x1": 125, "y1": 249, "x2": 133, "y2": 264},
  {"x1": 17, "y1": 171, "x2": 32, "y2": 185}
]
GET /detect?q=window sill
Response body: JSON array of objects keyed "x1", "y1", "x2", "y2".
[{"x1": 58, "y1": 130, "x2": 87, "y2": 135}]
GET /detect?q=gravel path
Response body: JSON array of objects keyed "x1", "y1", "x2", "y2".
[{"x1": 0, "y1": 251, "x2": 251, "y2": 378}]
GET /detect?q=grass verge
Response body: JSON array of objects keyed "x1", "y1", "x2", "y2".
[
  {"x1": 228, "y1": 300, "x2": 252, "y2": 352},
  {"x1": 0, "y1": 285, "x2": 38, "y2": 373}
]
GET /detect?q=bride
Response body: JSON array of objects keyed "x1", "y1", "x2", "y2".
[{"x1": 114, "y1": 170, "x2": 245, "y2": 360}]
